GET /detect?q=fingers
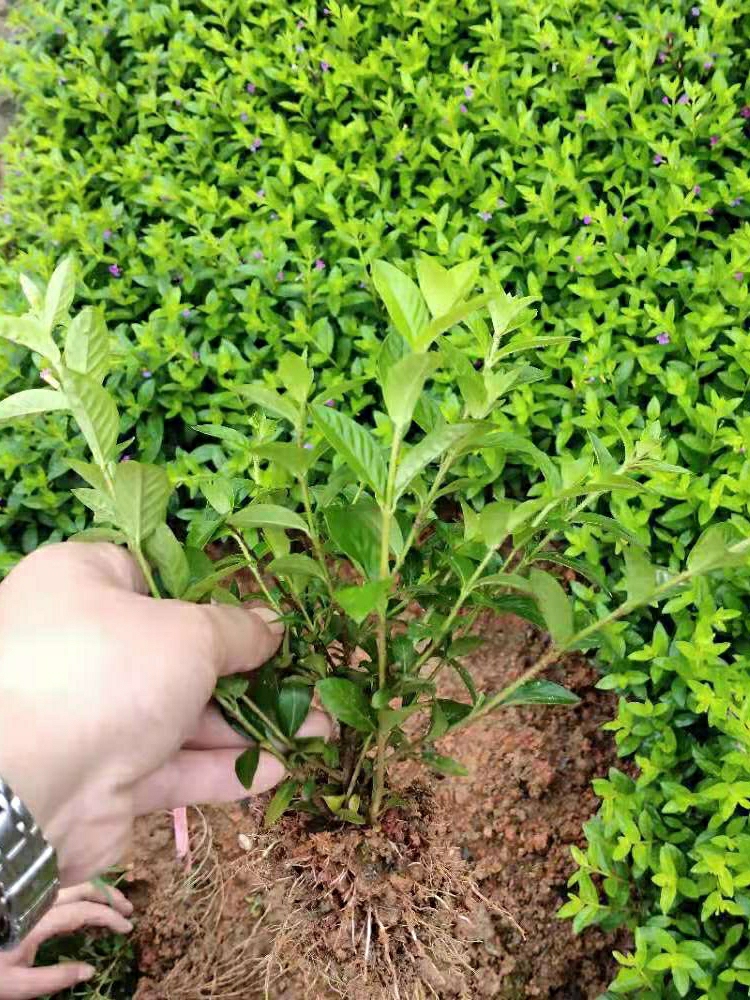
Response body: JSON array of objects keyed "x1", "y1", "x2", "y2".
[
  {"x1": 57, "y1": 882, "x2": 133, "y2": 917},
  {"x1": 297, "y1": 709, "x2": 333, "y2": 741},
  {"x1": 0, "y1": 963, "x2": 96, "y2": 1000},
  {"x1": 25, "y1": 901, "x2": 133, "y2": 952},
  {"x1": 132, "y1": 748, "x2": 286, "y2": 814},
  {"x1": 196, "y1": 603, "x2": 285, "y2": 677}
]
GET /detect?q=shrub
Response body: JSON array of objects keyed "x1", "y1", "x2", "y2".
[{"x1": 1, "y1": 0, "x2": 750, "y2": 995}]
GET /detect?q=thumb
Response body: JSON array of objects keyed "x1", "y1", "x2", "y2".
[
  {"x1": 196, "y1": 602, "x2": 285, "y2": 677},
  {"x1": 1, "y1": 964, "x2": 96, "y2": 1000}
]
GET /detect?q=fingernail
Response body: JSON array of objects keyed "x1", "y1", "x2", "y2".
[
  {"x1": 78, "y1": 965, "x2": 96, "y2": 981},
  {"x1": 122, "y1": 919, "x2": 134, "y2": 933},
  {"x1": 123, "y1": 900, "x2": 134, "y2": 914},
  {"x1": 252, "y1": 606, "x2": 284, "y2": 637}
]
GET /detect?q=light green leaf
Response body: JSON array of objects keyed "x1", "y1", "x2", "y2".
[
  {"x1": 264, "y1": 779, "x2": 297, "y2": 826},
  {"x1": 422, "y1": 292, "x2": 503, "y2": 348},
  {"x1": 64, "y1": 307, "x2": 109, "y2": 382},
  {"x1": 371, "y1": 260, "x2": 430, "y2": 350},
  {"x1": 248, "y1": 443, "x2": 315, "y2": 477},
  {"x1": 112, "y1": 462, "x2": 172, "y2": 546},
  {"x1": 181, "y1": 558, "x2": 245, "y2": 602},
  {"x1": 588, "y1": 432, "x2": 618, "y2": 475},
  {"x1": 316, "y1": 678, "x2": 376, "y2": 733},
  {"x1": 268, "y1": 554, "x2": 326, "y2": 581},
  {"x1": 72, "y1": 487, "x2": 115, "y2": 522},
  {"x1": 324, "y1": 499, "x2": 401, "y2": 579},
  {"x1": 394, "y1": 423, "x2": 475, "y2": 498},
  {"x1": 687, "y1": 522, "x2": 746, "y2": 572},
  {"x1": 277, "y1": 684, "x2": 313, "y2": 738},
  {"x1": 479, "y1": 501, "x2": 515, "y2": 548},
  {"x1": 334, "y1": 578, "x2": 392, "y2": 623},
  {"x1": 201, "y1": 476, "x2": 234, "y2": 516},
  {"x1": 312, "y1": 404, "x2": 387, "y2": 498},
  {"x1": 0, "y1": 315, "x2": 60, "y2": 361},
  {"x1": 19, "y1": 274, "x2": 43, "y2": 312},
  {"x1": 0, "y1": 389, "x2": 69, "y2": 422},
  {"x1": 237, "y1": 384, "x2": 299, "y2": 424},
  {"x1": 476, "y1": 572, "x2": 531, "y2": 592},
  {"x1": 278, "y1": 354, "x2": 313, "y2": 404},
  {"x1": 416, "y1": 256, "x2": 480, "y2": 318},
  {"x1": 624, "y1": 547, "x2": 657, "y2": 604},
  {"x1": 43, "y1": 256, "x2": 76, "y2": 331},
  {"x1": 422, "y1": 752, "x2": 468, "y2": 777},
  {"x1": 529, "y1": 568, "x2": 574, "y2": 646},
  {"x1": 64, "y1": 372, "x2": 119, "y2": 468},
  {"x1": 488, "y1": 291, "x2": 538, "y2": 340},
  {"x1": 70, "y1": 527, "x2": 127, "y2": 544},
  {"x1": 382, "y1": 352, "x2": 438, "y2": 430},
  {"x1": 235, "y1": 746, "x2": 261, "y2": 789},
  {"x1": 229, "y1": 504, "x2": 309, "y2": 535},
  {"x1": 500, "y1": 680, "x2": 580, "y2": 706},
  {"x1": 144, "y1": 524, "x2": 190, "y2": 597},
  {"x1": 66, "y1": 459, "x2": 107, "y2": 491}
]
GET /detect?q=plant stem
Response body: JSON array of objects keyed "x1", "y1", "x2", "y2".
[
  {"x1": 133, "y1": 544, "x2": 161, "y2": 599},
  {"x1": 216, "y1": 697, "x2": 289, "y2": 769},
  {"x1": 346, "y1": 734, "x2": 373, "y2": 799},
  {"x1": 230, "y1": 530, "x2": 282, "y2": 612},
  {"x1": 240, "y1": 694, "x2": 293, "y2": 749}
]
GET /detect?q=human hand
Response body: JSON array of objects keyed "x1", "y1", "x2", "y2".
[
  {"x1": 0, "y1": 542, "x2": 329, "y2": 886},
  {"x1": 0, "y1": 881, "x2": 133, "y2": 1000}
]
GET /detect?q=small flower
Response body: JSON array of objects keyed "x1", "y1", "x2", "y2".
[
  {"x1": 120, "y1": 454, "x2": 131, "y2": 463},
  {"x1": 108, "y1": 263, "x2": 122, "y2": 277},
  {"x1": 740, "y1": 106, "x2": 750, "y2": 119},
  {"x1": 303, "y1": 442, "x2": 314, "y2": 450},
  {"x1": 661, "y1": 95, "x2": 671, "y2": 105},
  {"x1": 459, "y1": 103, "x2": 468, "y2": 114},
  {"x1": 577, "y1": 112, "x2": 586, "y2": 121},
  {"x1": 270, "y1": 212, "x2": 278, "y2": 220},
  {"x1": 323, "y1": 6, "x2": 331, "y2": 14},
  {"x1": 394, "y1": 152, "x2": 403, "y2": 162},
  {"x1": 710, "y1": 134, "x2": 719, "y2": 147},
  {"x1": 2, "y1": 212, "x2": 11, "y2": 225},
  {"x1": 478, "y1": 210, "x2": 492, "y2": 221},
  {"x1": 656, "y1": 332, "x2": 670, "y2": 345},
  {"x1": 653, "y1": 153, "x2": 665, "y2": 164},
  {"x1": 276, "y1": 270, "x2": 285, "y2": 281},
  {"x1": 658, "y1": 51, "x2": 667, "y2": 63},
  {"x1": 141, "y1": 369, "x2": 152, "y2": 378},
  {"x1": 614, "y1": 12, "x2": 623, "y2": 19},
  {"x1": 324, "y1": 399, "x2": 335, "y2": 407},
  {"x1": 734, "y1": 271, "x2": 745, "y2": 281},
  {"x1": 296, "y1": 43, "x2": 305, "y2": 52},
  {"x1": 314, "y1": 258, "x2": 326, "y2": 271},
  {"x1": 252, "y1": 250, "x2": 264, "y2": 260},
  {"x1": 320, "y1": 60, "x2": 330, "y2": 72},
  {"x1": 39, "y1": 367, "x2": 53, "y2": 384},
  {"x1": 605, "y1": 38, "x2": 614, "y2": 46},
  {"x1": 464, "y1": 85, "x2": 474, "y2": 99},
  {"x1": 703, "y1": 60, "x2": 713, "y2": 70},
  {"x1": 246, "y1": 82, "x2": 256, "y2": 94},
  {"x1": 678, "y1": 93, "x2": 690, "y2": 104},
  {"x1": 691, "y1": 5, "x2": 700, "y2": 14},
  {"x1": 622, "y1": 215, "x2": 629, "y2": 222},
  {"x1": 250, "y1": 137, "x2": 262, "y2": 152},
  {"x1": 730, "y1": 197, "x2": 742, "y2": 206},
  {"x1": 257, "y1": 188, "x2": 265, "y2": 198},
  {"x1": 694, "y1": 184, "x2": 701, "y2": 195},
  {"x1": 103, "y1": 228, "x2": 113, "y2": 240},
  {"x1": 192, "y1": 350, "x2": 200, "y2": 361},
  {"x1": 575, "y1": 254, "x2": 583, "y2": 263},
  {"x1": 582, "y1": 214, "x2": 593, "y2": 225},
  {"x1": 181, "y1": 308, "x2": 191, "y2": 318},
  {"x1": 706, "y1": 206, "x2": 714, "y2": 215},
  {"x1": 497, "y1": 197, "x2": 507, "y2": 207},
  {"x1": 297, "y1": 18, "x2": 305, "y2": 28},
  {"x1": 240, "y1": 111, "x2": 249, "y2": 122},
  {"x1": 359, "y1": 280, "x2": 367, "y2": 289}
]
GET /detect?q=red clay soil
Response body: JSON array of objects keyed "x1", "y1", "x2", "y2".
[{"x1": 127, "y1": 613, "x2": 627, "y2": 999}]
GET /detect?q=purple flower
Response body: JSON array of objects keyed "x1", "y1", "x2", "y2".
[
  {"x1": 323, "y1": 6, "x2": 331, "y2": 14},
  {"x1": 276, "y1": 270, "x2": 285, "y2": 281},
  {"x1": 297, "y1": 18, "x2": 305, "y2": 28},
  {"x1": 39, "y1": 368, "x2": 53, "y2": 384},
  {"x1": 142, "y1": 369, "x2": 152, "y2": 378},
  {"x1": 582, "y1": 214, "x2": 593, "y2": 225},
  {"x1": 731, "y1": 197, "x2": 742, "y2": 206},
  {"x1": 240, "y1": 111, "x2": 249, "y2": 122},
  {"x1": 320, "y1": 60, "x2": 330, "y2": 72},
  {"x1": 464, "y1": 85, "x2": 474, "y2": 99},
  {"x1": 497, "y1": 197, "x2": 507, "y2": 207},
  {"x1": 181, "y1": 308, "x2": 191, "y2": 318},
  {"x1": 314, "y1": 258, "x2": 326, "y2": 271},
  {"x1": 706, "y1": 206, "x2": 714, "y2": 215},
  {"x1": 710, "y1": 134, "x2": 719, "y2": 147},
  {"x1": 103, "y1": 228, "x2": 113, "y2": 240},
  {"x1": 246, "y1": 82, "x2": 256, "y2": 94},
  {"x1": 734, "y1": 271, "x2": 745, "y2": 281},
  {"x1": 192, "y1": 350, "x2": 200, "y2": 361},
  {"x1": 658, "y1": 51, "x2": 667, "y2": 63},
  {"x1": 740, "y1": 106, "x2": 750, "y2": 119},
  {"x1": 252, "y1": 250, "x2": 264, "y2": 260},
  {"x1": 296, "y1": 43, "x2": 305, "y2": 52},
  {"x1": 250, "y1": 137, "x2": 262, "y2": 152},
  {"x1": 622, "y1": 215, "x2": 629, "y2": 222},
  {"x1": 257, "y1": 188, "x2": 265, "y2": 198},
  {"x1": 303, "y1": 442, "x2": 314, "y2": 450},
  {"x1": 575, "y1": 254, "x2": 583, "y2": 263},
  {"x1": 615, "y1": 12, "x2": 623, "y2": 19},
  {"x1": 605, "y1": 38, "x2": 614, "y2": 47},
  {"x1": 678, "y1": 93, "x2": 690, "y2": 104},
  {"x1": 694, "y1": 184, "x2": 701, "y2": 195},
  {"x1": 324, "y1": 399, "x2": 335, "y2": 408},
  {"x1": 661, "y1": 95, "x2": 671, "y2": 105},
  {"x1": 656, "y1": 332, "x2": 670, "y2": 345},
  {"x1": 478, "y1": 210, "x2": 492, "y2": 221},
  {"x1": 653, "y1": 153, "x2": 665, "y2": 164},
  {"x1": 703, "y1": 60, "x2": 713, "y2": 70},
  {"x1": 691, "y1": 5, "x2": 700, "y2": 14},
  {"x1": 459, "y1": 103, "x2": 468, "y2": 114},
  {"x1": 108, "y1": 263, "x2": 122, "y2": 278},
  {"x1": 2, "y1": 212, "x2": 11, "y2": 225},
  {"x1": 120, "y1": 455, "x2": 131, "y2": 463}
]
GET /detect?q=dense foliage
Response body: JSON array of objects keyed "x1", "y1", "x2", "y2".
[{"x1": 1, "y1": 0, "x2": 750, "y2": 995}]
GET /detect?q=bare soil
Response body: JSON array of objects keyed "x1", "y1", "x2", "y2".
[{"x1": 125, "y1": 613, "x2": 626, "y2": 999}]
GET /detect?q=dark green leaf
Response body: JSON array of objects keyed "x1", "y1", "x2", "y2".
[
  {"x1": 235, "y1": 746, "x2": 261, "y2": 789},
  {"x1": 422, "y1": 752, "x2": 468, "y2": 777},
  {"x1": 334, "y1": 578, "x2": 391, "y2": 623},
  {"x1": 230, "y1": 503, "x2": 309, "y2": 534},
  {"x1": 437, "y1": 699, "x2": 473, "y2": 727},
  {"x1": 316, "y1": 678, "x2": 376, "y2": 733},
  {"x1": 395, "y1": 423, "x2": 476, "y2": 498},
  {"x1": 264, "y1": 780, "x2": 297, "y2": 827},
  {"x1": 500, "y1": 680, "x2": 580, "y2": 706},
  {"x1": 529, "y1": 568, "x2": 574, "y2": 646},
  {"x1": 312, "y1": 404, "x2": 387, "y2": 498},
  {"x1": 181, "y1": 558, "x2": 245, "y2": 602},
  {"x1": 277, "y1": 684, "x2": 312, "y2": 738}
]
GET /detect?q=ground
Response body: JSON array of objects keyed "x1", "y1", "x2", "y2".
[{"x1": 124, "y1": 613, "x2": 627, "y2": 999}]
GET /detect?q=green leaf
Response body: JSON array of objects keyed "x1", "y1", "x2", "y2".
[
  {"x1": 112, "y1": 462, "x2": 172, "y2": 546},
  {"x1": 382, "y1": 352, "x2": 438, "y2": 430},
  {"x1": 248, "y1": 442, "x2": 315, "y2": 477},
  {"x1": 237, "y1": 384, "x2": 299, "y2": 424},
  {"x1": 371, "y1": 260, "x2": 430, "y2": 350},
  {"x1": 312, "y1": 404, "x2": 387, "y2": 498},
  {"x1": 64, "y1": 372, "x2": 119, "y2": 468},
  {"x1": 422, "y1": 292, "x2": 503, "y2": 347},
  {"x1": 316, "y1": 678, "x2": 376, "y2": 733},
  {"x1": 488, "y1": 290, "x2": 538, "y2": 340},
  {"x1": 144, "y1": 524, "x2": 190, "y2": 597},
  {"x1": 624, "y1": 547, "x2": 657, "y2": 604},
  {"x1": 264, "y1": 779, "x2": 297, "y2": 827},
  {"x1": 72, "y1": 487, "x2": 115, "y2": 522},
  {"x1": 447, "y1": 635, "x2": 484, "y2": 658},
  {"x1": 70, "y1": 527, "x2": 127, "y2": 545},
  {"x1": 324, "y1": 500, "x2": 400, "y2": 579},
  {"x1": 277, "y1": 684, "x2": 312, "y2": 738},
  {"x1": 181, "y1": 558, "x2": 245, "y2": 602},
  {"x1": 334, "y1": 578, "x2": 392, "y2": 623},
  {"x1": 416, "y1": 256, "x2": 480, "y2": 318},
  {"x1": 19, "y1": 274, "x2": 43, "y2": 312},
  {"x1": 394, "y1": 423, "x2": 476, "y2": 498},
  {"x1": 201, "y1": 476, "x2": 234, "y2": 516},
  {"x1": 64, "y1": 307, "x2": 109, "y2": 382},
  {"x1": 278, "y1": 354, "x2": 313, "y2": 404},
  {"x1": 479, "y1": 501, "x2": 514, "y2": 548},
  {"x1": 529, "y1": 568, "x2": 574, "y2": 646},
  {"x1": 437, "y1": 699, "x2": 473, "y2": 727},
  {"x1": 66, "y1": 458, "x2": 107, "y2": 491},
  {"x1": 500, "y1": 680, "x2": 580, "y2": 706},
  {"x1": 230, "y1": 503, "x2": 309, "y2": 535},
  {"x1": 426, "y1": 700, "x2": 449, "y2": 741},
  {"x1": 0, "y1": 388, "x2": 69, "y2": 422},
  {"x1": 235, "y1": 746, "x2": 261, "y2": 789},
  {"x1": 0, "y1": 315, "x2": 60, "y2": 361},
  {"x1": 588, "y1": 432, "x2": 618, "y2": 475},
  {"x1": 476, "y1": 572, "x2": 531, "y2": 592},
  {"x1": 43, "y1": 256, "x2": 76, "y2": 331},
  {"x1": 422, "y1": 751, "x2": 468, "y2": 777},
  {"x1": 269, "y1": 554, "x2": 326, "y2": 581},
  {"x1": 687, "y1": 522, "x2": 745, "y2": 572}
]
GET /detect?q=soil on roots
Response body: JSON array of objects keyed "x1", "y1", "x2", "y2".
[{"x1": 128, "y1": 613, "x2": 629, "y2": 999}]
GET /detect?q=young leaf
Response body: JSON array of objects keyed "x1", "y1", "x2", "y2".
[
  {"x1": 324, "y1": 500, "x2": 401, "y2": 578},
  {"x1": 312, "y1": 404, "x2": 387, "y2": 498},
  {"x1": 316, "y1": 678, "x2": 376, "y2": 733},
  {"x1": 144, "y1": 524, "x2": 190, "y2": 597},
  {"x1": 0, "y1": 389, "x2": 69, "y2": 422},
  {"x1": 426, "y1": 700, "x2": 449, "y2": 741},
  {"x1": 687, "y1": 522, "x2": 745, "y2": 572},
  {"x1": 624, "y1": 547, "x2": 657, "y2": 604},
  {"x1": 416, "y1": 256, "x2": 480, "y2": 318},
  {"x1": 588, "y1": 432, "x2": 618, "y2": 475},
  {"x1": 229, "y1": 503, "x2": 309, "y2": 535},
  {"x1": 394, "y1": 423, "x2": 476, "y2": 498},
  {"x1": 437, "y1": 699, "x2": 473, "y2": 727},
  {"x1": 382, "y1": 352, "x2": 438, "y2": 430},
  {"x1": 43, "y1": 256, "x2": 76, "y2": 331},
  {"x1": 66, "y1": 458, "x2": 107, "y2": 491},
  {"x1": 235, "y1": 746, "x2": 261, "y2": 789},
  {"x1": 268, "y1": 554, "x2": 326, "y2": 581},
  {"x1": 201, "y1": 476, "x2": 234, "y2": 516},
  {"x1": 277, "y1": 684, "x2": 313, "y2": 738},
  {"x1": 248, "y1": 442, "x2": 315, "y2": 477},
  {"x1": 529, "y1": 568, "x2": 574, "y2": 646},
  {"x1": 64, "y1": 307, "x2": 109, "y2": 382},
  {"x1": 112, "y1": 462, "x2": 172, "y2": 546},
  {"x1": 479, "y1": 500, "x2": 514, "y2": 548},
  {"x1": 334, "y1": 578, "x2": 391, "y2": 623},
  {"x1": 237, "y1": 385, "x2": 299, "y2": 424},
  {"x1": 19, "y1": 274, "x2": 43, "y2": 312},
  {"x1": 72, "y1": 488, "x2": 115, "y2": 522},
  {"x1": 421, "y1": 292, "x2": 503, "y2": 348},
  {"x1": 264, "y1": 779, "x2": 298, "y2": 827},
  {"x1": 500, "y1": 680, "x2": 580, "y2": 706},
  {"x1": 371, "y1": 260, "x2": 430, "y2": 350},
  {"x1": 70, "y1": 527, "x2": 127, "y2": 544},
  {"x1": 278, "y1": 354, "x2": 313, "y2": 404},
  {"x1": 422, "y1": 752, "x2": 469, "y2": 777},
  {"x1": 64, "y1": 372, "x2": 119, "y2": 468},
  {"x1": 181, "y1": 558, "x2": 245, "y2": 602},
  {"x1": 0, "y1": 316, "x2": 60, "y2": 361}
]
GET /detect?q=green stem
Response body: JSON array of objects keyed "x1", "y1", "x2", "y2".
[
  {"x1": 216, "y1": 697, "x2": 289, "y2": 770},
  {"x1": 346, "y1": 734, "x2": 373, "y2": 799},
  {"x1": 133, "y1": 544, "x2": 161, "y2": 599},
  {"x1": 230, "y1": 530, "x2": 282, "y2": 612},
  {"x1": 240, "y1": 695, "x2": 294, "y2": 749}
]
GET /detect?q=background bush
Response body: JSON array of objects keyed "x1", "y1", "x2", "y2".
[{"x1": 1, "y1": 0, "x2": 750, "y2": 995}]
